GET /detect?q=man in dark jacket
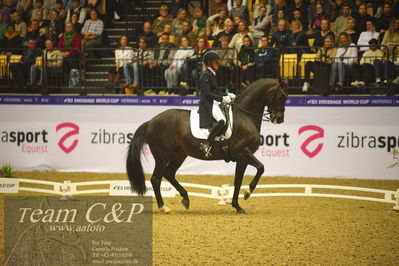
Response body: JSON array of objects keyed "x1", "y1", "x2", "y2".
[
  {"x1": 10, "y1": 38, "x2": 42, "y2": 88},
  {"x1": 150, "y1": 32, "x2": 175, "y2": 90},
  {"x1": 198, "y1": 51, "x2": 234, "y2": 157}
]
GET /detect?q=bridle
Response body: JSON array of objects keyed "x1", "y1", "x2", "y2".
[{"x1": 233, "y1": 86, "x2": 288, "y2": 122}]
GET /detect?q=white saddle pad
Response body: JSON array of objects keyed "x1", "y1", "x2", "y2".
[{"x1": 190, "y1": 108, "x2": 233, "y2": 140}]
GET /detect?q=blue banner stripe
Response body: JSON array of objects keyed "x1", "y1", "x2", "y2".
[{"x1": 0, "y1": 95, "x2": 398, "y2": 107}]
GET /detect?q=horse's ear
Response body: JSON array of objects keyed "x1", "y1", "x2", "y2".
[{"x1": 278, "y1": 77, "x2": 287, "y2": 89}]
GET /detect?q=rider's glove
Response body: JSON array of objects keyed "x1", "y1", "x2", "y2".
[
  {"x1": 222, "y1": 96, "x2": 231, "y2": 103},
  {"x1": 228, "y1": 93, "x2": 236, "y2": 100}
]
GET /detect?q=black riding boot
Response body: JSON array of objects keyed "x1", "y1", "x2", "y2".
[{"x1": 200, "y1": 120, "x2": 225, "y2": 157}]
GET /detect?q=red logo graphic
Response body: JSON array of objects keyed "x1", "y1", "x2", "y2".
[
  {"x1": 56, "y1": 122, "x2": 79, "y2": 153},
  {"x1": 298, "y1": 125, "x2": 324, "y2": 158}
]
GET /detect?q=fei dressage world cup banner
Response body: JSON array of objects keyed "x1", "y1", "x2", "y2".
[{"x1": 0, "y1": 95, "x2": 399, "y2": 179}]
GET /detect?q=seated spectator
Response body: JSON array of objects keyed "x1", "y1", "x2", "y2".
[
  {"x1": 270, "y1": 19, "x2": 292, "y2": 48},
  {"x1": 13, "y1": 13, "x2": 28, "y2": 38},
  {"x1": 148, "y1": 32, "x2": 176, "y2": 91},
  {"x1": 353, "y1": 3, "x2": 374, "y2": 33},
  {"x1": 170, "y1": 0, "x2": 186, "y2": 18},
  {"x1": 254, "y1": 0, "x2": 271, "y2": 19},
  {"x1": 175, "y1": 20, "x2": 196, "y2": 47},
  {"x1": 238, "y1": 35, "x2": 255, "y2": 85},
  {"x1": 81, "y1": 10, "x2": 103, "y2": 58},
  {"x1": 330, "y1": 32, "x2": 358, "y2": 91},
  {"x1": 313, "y1": 19, "x2": 335, "y2": 47},
  {"x1": 345, "y1": 18, "x2": 360, "y2": 44},
  {"x1": 0, "y1": 24, "x2": 23, "y2": 53},
  {"x1": 375, "y1": 18, "x2": 399, "y2": 84},
  {"x1": 289, "y1": 0, "x2": 307, "y2": 23},
  {"x1": 66, "y1": 0, "x2": 86, "y2": 25},
  {"x1": 70, "y1": 13, "x2": 83, "y2": 34},
  {"x1": 35, "y1": 10, "x2": 49, "y2": 30},
  {"x1": 307, "y1": 0, "x2": 332, "y2": 26},
  {"x1": 18, "y1": 0, "x2": 33, "y2": 25},
  {"x1": 229, "y1": 19, "x2": 252, "y2": 51},
  {"x1": 213, "y1": 19, "x2": 235, "y2": 47},
  {"x1": 172, "y1": 8, "x2": 190, "y2": 37},
  {"x1": 334, "y1": 4, "x2": 353, "y2": 34},
  {"x1": 31, "y1": 0, "x2": 48, "y2": 22},
  {"x1": 230, "y1": 0, "x2": 249, "y2": 25},
  {"x1": 139, "y1": 21, "x2": 158, "y2": 48},
  {"x1": 271, "y1": 0, "x2": 292, "y2": 24},
  {"x1": 309, "y1": 2, "x2": 328, "y2": 33},
  {"x1": 292, "y1": 9, "x2": 307, "y2": 32},
  {"x1": 192, "y1": 7, "x2": 207, "y2": 38},
  {"x1": 351, "y1": 38, "x2": 383, "y2": 87},
  {"x1": 216, "y1": 35, "x2": 238, "y2": 88},
  {"x1": 290, "y1": 19, "x2": 308, "y2": 50},
  {"x1": 164, "y1": 36, "x2": 194, "y2": 90},
  {"x1": 57, "y1": 22, "x2": 82, "y2": 87},
  {"x1": 251, "y1": 5, "x2": 269, "y2": 46},
  {"x1": 134, "y1": 37, "x2": 154, "y2": 90},
  {"x1": 53, "y1": 0, "x2": 67, "y2": 21},
  {"x1": 180, "y1": 36, "x2": 207, "y2": 89},
  {"x1": 0, "y1": 0, "x2": 12, "y2": 23},
  {"x1": 46, "y1": 10, "x2": 64, "y2": 45},
  {"x1": 211, "y1": 0, "x2": 227, "y2": 16},
  {"x1": 0, "y1": 12, "x2": 7, "y2": 40},
  {"x1": 269, "y1": 9, "x2": 288, "y2": 36},
  {"x1": 24, "y1": 20, "x2": 46, "y2": 48},
  {"x1": 227, "y1": 0, "x2": 247, "y2": 11},
  {"x1": 31, "y1": 38, "x2": 63, "y2": 86},
  {"x1": 159, "y1": 23, "x2": 176, "y2": 44},
  {"x1": 114, "y1": 35, "x2": 134, "y2": 90},
  {"x1": 152, "y1": 5, "x2": 173, "y2": 37},
  {"x1": 357, "y1": 20, "x2": 379, "y2": 52},
  {"x1": 302, "y1": 35, "x2": 336, "y2": 92},
  {"x1": 254, "y1": 36, "x2": 278, "y2": 79},
  {"x1": 206, "y1": 7, "x2": 230, "y2": 39},
  {"x1": 376, "y1": 3, "x2": 395, "y2": 34},
  {"x1": 10, "y1": 38, "x2": 42, "y2": 88}
]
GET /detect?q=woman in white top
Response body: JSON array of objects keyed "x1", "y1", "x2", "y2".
[
  {"x1": 164, "y1": 36, "x2": 195, "y2": 89},
  {"x1": 229, "y1": 20, "x2": 253, "y2": 51},
  {"x1": 115, "y1": 35, "x2": 135, "y2": 87},
  {"x1": 330, "y1": 32, "x2": 358, "y2": 91},
  {"x1": 206, "y1": 7, "x2": 231, "y2": 38}
]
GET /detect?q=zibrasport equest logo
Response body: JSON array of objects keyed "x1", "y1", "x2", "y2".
[
  {"x1": 298, "y1": 125, "x2": 324, "y2": 158},
  {"x1": 56, "y1": 122, "x2": 80, "y2": 154}
]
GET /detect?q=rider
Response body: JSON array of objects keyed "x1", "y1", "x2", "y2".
[{"x1": 198, "y1": 51, "x2": 235, "y2": 157}]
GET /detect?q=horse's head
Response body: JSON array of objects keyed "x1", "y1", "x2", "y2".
[{"x1": 267, "y1": 81, "x2": 288, "y2": 124}]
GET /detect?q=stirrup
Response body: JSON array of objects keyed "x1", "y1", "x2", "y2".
[{"x1": 200, "y1": 142, "x2": 212, "y2": 158}]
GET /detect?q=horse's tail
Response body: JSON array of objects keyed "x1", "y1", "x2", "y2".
[{"x1": 126, "y1": 121, "x2": 149, "y2": 195}]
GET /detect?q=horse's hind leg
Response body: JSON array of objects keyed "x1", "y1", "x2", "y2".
[
  {"x1": 151, "y1": 160, "x2": 170, "y2": 213},
  {"x1": 163, "y1": 155, "x2": 190, "y2": 209}
]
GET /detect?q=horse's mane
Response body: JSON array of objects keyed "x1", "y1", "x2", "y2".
[{"x1": 235, "y1": 78, "x2": 279, "y2": 103}]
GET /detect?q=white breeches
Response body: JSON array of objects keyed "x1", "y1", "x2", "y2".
[{"x1": 212, "y1": 100, "x2": 226, "y2": 122}]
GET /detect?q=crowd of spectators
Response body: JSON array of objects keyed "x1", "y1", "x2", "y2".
[
  {"x1": 0, "y1": 0, "x2": 104, "y2": 88},
  {"x1": 0, "y1": 0, "x2": 398, "y2": 94}
]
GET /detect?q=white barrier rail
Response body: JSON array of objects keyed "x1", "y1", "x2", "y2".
[{"x1": 1, "y1": 178, "x2": 398, "y2": 210}]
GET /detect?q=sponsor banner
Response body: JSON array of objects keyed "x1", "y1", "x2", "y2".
[
  {"x1": 4, "y1": 196, "x2": 152, "y2": 266},
  {"x1": 110, "y1": 181, "x2": 176, "y2": 197},
  {"x1": 0, "y1": 104, "x2": 398, "y2": 179},
  {"x1": 0, "y1": 178, "x2": 19, "y2": 193},
  {"x1": 0, "y1": 95, "x2": 399, "y2": 107}
]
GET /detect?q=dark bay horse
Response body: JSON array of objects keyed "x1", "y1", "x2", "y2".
[{"x1": 126, "y1": 78, "x2": 288, "y2": 213}]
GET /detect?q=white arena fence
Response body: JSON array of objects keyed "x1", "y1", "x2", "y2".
[{"x1": 1, "y1": 178, "x2": 398, "y2": 210}]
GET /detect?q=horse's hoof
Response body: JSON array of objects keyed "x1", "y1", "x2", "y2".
[
  {"x1": 160, "y1": 205, "x2": 172, "y2": 214},
  {"x1": 244, "y1": 190, "x2": 251, "y2": 200},
  {"x1": 181, "y1": 198, "x2": 190, "y2": 209},
  {"x1": 236, "y1": 209, "x2": 247, "y2": 214}
]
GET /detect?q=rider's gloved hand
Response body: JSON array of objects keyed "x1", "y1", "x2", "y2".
[
  {"x1": 228, "y1": 93, "x2": 236, "y2": 100},
  {"x1": 222, "y1": 96, "x2": 232, "y2": 103}
]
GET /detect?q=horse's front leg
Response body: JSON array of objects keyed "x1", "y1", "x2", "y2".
[
  {"x1": 231, "y1": 161, "x2": 248, "y2": 214},
  {"x1": 242, "y1": 153, "x2": 264, "y2": 200}
]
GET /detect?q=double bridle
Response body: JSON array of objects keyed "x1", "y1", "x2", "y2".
[{"x1": 233, "y1": 87, "x2": 288, "y2": 122}]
